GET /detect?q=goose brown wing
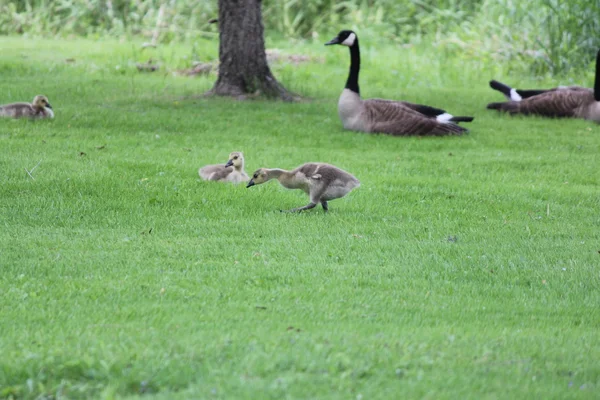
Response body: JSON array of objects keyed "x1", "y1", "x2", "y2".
[
  {"x1": 364, "y1": 100, "x2": 466, "y2": 136},
  {"x1": 368, "y1": 98, "x2": 446, "y2": 118},
  {"x1": 370, "y1": 118, "x2": 467, "y2": 136},
  {"x1": 515, "y1": 89, "x2": 594, "y2": 117}
]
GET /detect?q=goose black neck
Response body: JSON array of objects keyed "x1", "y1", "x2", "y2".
[
  {"x1": 595, "y1": 49, "x2": 600, "y2": 101},
  {"x1": 345, "y1": 40, "x2": 360, "y2": 94}
]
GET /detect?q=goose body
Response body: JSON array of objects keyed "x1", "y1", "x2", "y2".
[
  {"x1": 487, "y1": 50, "x2": 600, "y2": 122},
  {"x1": 199, "y1": 151, "x2": 249, "y2": 184},
  {"x1": 0, "y1": 95, "x2": 54, "y2": 119},
  {"x1": 325, "y1": 30, "x2": 473, "y2": 136},
  {"x1": 246, "y1": 162, "x2": 360, "y2": 212}
]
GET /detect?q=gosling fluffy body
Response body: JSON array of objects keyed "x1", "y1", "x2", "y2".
[
  {"x1": 325, "y1": 30, "x2": 473, "y2": 136},
  {"x1": 199, "y1": 151, "x2": 249, "y2": 184},
  {"x1": 246, "y1": 162, "x2": 360, "y2": 212},
  {"x1": 0, "y1": 95, "x2": 54, "y2": 119}
]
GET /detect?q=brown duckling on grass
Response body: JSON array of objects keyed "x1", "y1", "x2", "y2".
[
  {"x1": 246, "y1": 162, "x2": 360, "y2": 213},
  {"x1": 0, "y1": 95, "x2": 54, "y2": 119},
  {"x1": 199, "y1": 151, "x2": 249, "y2": 184}
]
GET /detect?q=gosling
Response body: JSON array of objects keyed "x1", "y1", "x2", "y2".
[
  {"x1": 198, "y1": 151, "x2": 249, "y2": 184},
  {"x1": 246, "y1": 162, "x2": 360, "y2": 213},
  {"x1": 0, "y1": 95, "x2": 54, "y2": 119}
]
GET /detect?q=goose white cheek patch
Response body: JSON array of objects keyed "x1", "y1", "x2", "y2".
[{"x1": 341, "y1": 33, "x2": 356, "y2": 46}]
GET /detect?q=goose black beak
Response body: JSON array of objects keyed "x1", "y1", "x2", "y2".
[
  {"x1": 246, "y1": 180, "x2": 255, "y2": 188},
  {"x1": 46, "y1": 103, "x2": 53, "y2": 109},
  {"x1": 225, "y1": 159, "x2": 234, "y2": 168},
  {"x1": 325, "y1": 37, "x2": 340, "y2": 46}
]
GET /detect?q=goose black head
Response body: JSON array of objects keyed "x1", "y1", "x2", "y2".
[{"x1": 325, "y1": 30, "x2": 357, "y2": 47}]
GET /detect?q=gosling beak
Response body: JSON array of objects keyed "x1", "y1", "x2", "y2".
[
  {"x1": 225, "y1": 159, "x2": 233, "y2": 168},
  {"x1": 46, "y1": 103, "x2": 53, "y2": 109},
  {"x1": 246, "y1": 180, "x2": 255, "y2": 188},
  {"x1": 325, "y1": 37, "x2": 340, "y2": 46}
]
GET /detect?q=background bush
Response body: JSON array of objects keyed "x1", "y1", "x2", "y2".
[{"x1": 0, "y1": 0, "x2": 599, "y2": 76}]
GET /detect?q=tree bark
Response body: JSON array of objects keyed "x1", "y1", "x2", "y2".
[{"x1": 208, "y1": 0, "x2": 294, "y2": 101}]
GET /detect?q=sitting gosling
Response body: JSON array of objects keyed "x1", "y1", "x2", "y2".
[
  {"x1": 198, "y1": 151, "x2": 249, "y2": 184},
  {"x1": 0, "y1": 95, "x2": 54, "y2": 119},
  {"x1": 246, "y1": 162, "x2": 360, "y2": 213}
]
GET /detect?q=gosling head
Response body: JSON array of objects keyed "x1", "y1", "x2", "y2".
[
  {"x1": 246, "y1": 168, "x2": 269, "y2": 188},
  {"x1": 325, "y1": 30, "x2": 357, "y2": 47},
  {"x1": 32, "y1": 95, "x2": 52, "y2": 110},
  {"x1": 224, "y1": 151, "x2": 244, "y2": 169}
]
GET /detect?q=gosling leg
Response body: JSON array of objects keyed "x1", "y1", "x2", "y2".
[
  {"x1": 281, "y1": 202, "x2": 317, "y2": 213},
  {"x1": 321, "y1": 200, "x2": 329, "y2": 212}
]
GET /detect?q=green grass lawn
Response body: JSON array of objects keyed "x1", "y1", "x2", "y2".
[{"x1": 1, "y1": 36, "x2": 599, "y2": 399}]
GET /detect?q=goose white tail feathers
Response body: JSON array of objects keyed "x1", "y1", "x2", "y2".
[
  {"x1": 435, "y1": 113, "x2": 474, "y2": 123},
  {"x1": 489, "y1": 80, "x2": 523, "y2": 101},
  {"x1": 490, "y1": 79, "x2": 554, "y2": 101},
  {"x1": 436, "y1": 112, "x2": 453, "y2": 122}
]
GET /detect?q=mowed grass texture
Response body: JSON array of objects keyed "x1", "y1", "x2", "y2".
[{"x1": 1, "y1": 37, "x2": 599, "y2": 399}]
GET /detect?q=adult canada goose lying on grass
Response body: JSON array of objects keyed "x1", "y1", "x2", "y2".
[
  {"x1": 487, "y1": 49, "x2": 600, "y2": 121},
  {"x1": 0, "y1": 95, "x2": 54, "y2": 119},
  {"x1": 198, "y1": 151, "x2": 249, "y2": 184},
  {"x1": 246, "y1": 162, "x2": 360, "y2": 213},
  {"x1": 325, "y1": 30, "x2": 473, "y2": 136}
]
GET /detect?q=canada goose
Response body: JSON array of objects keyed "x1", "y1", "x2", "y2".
[
  {"x1": 0, "y1": 95, "x2": 54, "y2": 119},
  {"x1": 198, "y1": 151, "x2": 249, "y2": 184},
  {"x1": 325, "y1": 30, "x2": 473, "y2": 136},
  {"x1": 246, "y1": 162, "x2": 360, "y2": 213},
  {"x1": 487, "y1": 49, "x2": 600, "y2": 121}
]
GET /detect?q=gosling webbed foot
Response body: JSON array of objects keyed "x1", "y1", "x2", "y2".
[{"x1": 281, "y1": 202, "x2": 317, "y2": 213}]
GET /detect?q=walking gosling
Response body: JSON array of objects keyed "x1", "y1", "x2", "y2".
[
  {"x1": 0, "y1": 95, "x2": 54, "y2": 119},
  {"x1": 198, "y1": 151, "x2": 249, "y2": 184},
  {"x1": 246, "y1": 162, "x2": 360, "y2": 213}
]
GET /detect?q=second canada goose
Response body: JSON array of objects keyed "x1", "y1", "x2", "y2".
[
  {"x1": 325, "y1": 30, "x2": 473, "y2": 136},
  {"x1": 0, "y1": 95, "x2": 54, "y2": 119},
  {"x1": 246, "y1": 162, "x2": 360, "y2": 212},
  {"x1": 487, "y1": 49, "x2": 600, "y2": 121},
  {"x1": 198, "y1": 151, "x2": 249, "y2": 184}
]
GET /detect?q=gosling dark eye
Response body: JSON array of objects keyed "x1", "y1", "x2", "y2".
[
  {"x1": 253, "y1": 174, "x2": 258, "y2": 178},
  {"x1": 233, "y1": 156, "x2": 238, "y2": 160}
]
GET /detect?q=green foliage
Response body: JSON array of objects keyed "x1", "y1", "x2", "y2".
[
  {"x1": 1, "y1": 0, "x2": 599, "y2": 75},
  {"x1": 441, "y1": 0, "x2": 600, "y2": 76},
  {"x1": 0, "y1": 0, "x2": 218, "y2": 39},
  {"x1": 1, "y1": 37, "x2": 600, "y2": 398}
]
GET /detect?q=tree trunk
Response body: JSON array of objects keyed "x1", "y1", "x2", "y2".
[{"x1": 208, "y1": 0, "x2": 294, "y2": 101}]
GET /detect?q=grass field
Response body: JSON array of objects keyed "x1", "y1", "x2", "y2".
[{"x1": 1, "y1": 36, "x2": 599, "y2": 399}]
